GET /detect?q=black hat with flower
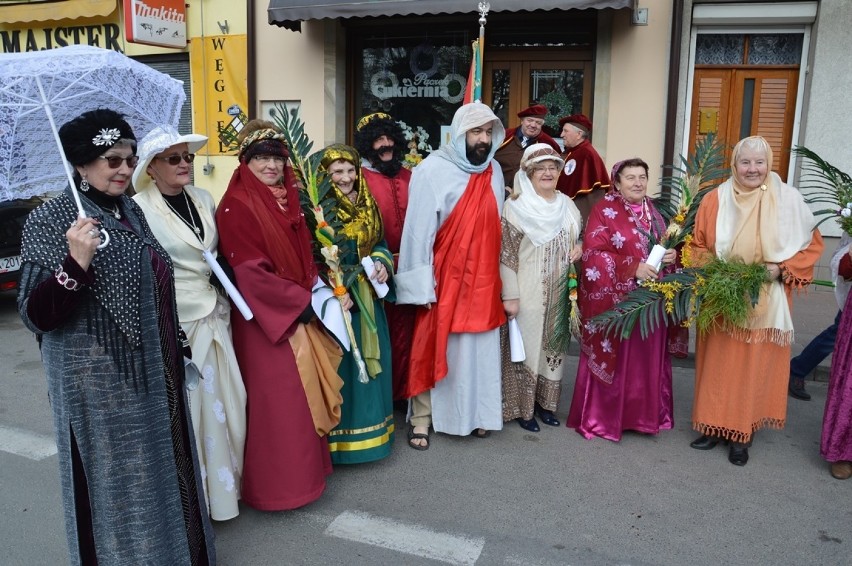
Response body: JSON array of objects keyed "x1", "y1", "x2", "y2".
[{"x1": 58, "y1": 108, "x2": 136, "y2": 167}]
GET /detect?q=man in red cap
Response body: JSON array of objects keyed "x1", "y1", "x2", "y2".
[
  {"x1": 494, "y1": 104, "x2": 561, "y2": 190},
  {"x1": 557, "y1": 113, "x2": 610, "y2": 222}
]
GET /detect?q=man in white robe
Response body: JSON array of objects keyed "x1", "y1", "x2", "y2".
[{"x1": 395, "y1": 102, "x2": 506, "y2": 448}]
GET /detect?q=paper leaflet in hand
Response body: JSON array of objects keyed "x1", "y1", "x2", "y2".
[
  {"x1": 311, "y1": 279, "x2": 351, "y2": 351},
  {"x1": 202, "y1": 249, "x2": 253, "y2": 320},
  {"x1": 360, "y1": 256, "x2": 389, "y2": 298},
  {"x1": 508, "y1": 318, "x2": 526, "y2": 362}
]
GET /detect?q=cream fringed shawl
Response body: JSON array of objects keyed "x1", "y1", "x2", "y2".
[{"x1": 714, "y1": 171, "x2": 815, "y2": 344}]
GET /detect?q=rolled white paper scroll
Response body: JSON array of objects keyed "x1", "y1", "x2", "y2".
[
  {"x1": 508, "y1": 318, "x2": 526, "y2": 362},
  {"x1": 202, "y1": 249, "x2": 254, "y2": 320},
  {"x1": 361, "y1": 256, "x2": 390, "y2": 298},
  {"x1": 646, "y1": 244, "x2": 667, "y2": 271}
]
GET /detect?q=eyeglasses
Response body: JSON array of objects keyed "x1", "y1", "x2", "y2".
[
  {"x1": 156, "y1": 152, "x2": 195, "y2": 166},
  {"x1": 251, "y1": 155, "x2": 285, "y2": 164},
  {"x1": 98, "y1": 155, "x2": 139, "y2": 169},
  {"x1": 533, "y1": 165, "x2": 560, "y2": 174}
]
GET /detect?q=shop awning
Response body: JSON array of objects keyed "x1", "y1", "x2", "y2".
[
  {"x1": 0, "y1": 0, "x2": 116, "y2": 25},
  {"x1": 269, "y1": 0, "x2": 633, "y2": 31}
]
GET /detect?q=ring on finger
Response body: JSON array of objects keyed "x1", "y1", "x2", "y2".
[{"x1": 88, "y1": 228, "x2": 98, "y2": 237}]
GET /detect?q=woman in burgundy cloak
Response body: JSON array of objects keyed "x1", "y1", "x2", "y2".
[{"x1": 216, "y1": 120, "x2": 344, "y2": 510}]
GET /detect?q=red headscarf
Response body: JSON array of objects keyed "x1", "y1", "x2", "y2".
[{"x1": 225, "y1": 161, "x2": 316, "y2": 291}]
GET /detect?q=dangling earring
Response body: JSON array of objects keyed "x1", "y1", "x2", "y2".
[{"x1": 80, "y1": 178, "x2": 90, "y2": 192}]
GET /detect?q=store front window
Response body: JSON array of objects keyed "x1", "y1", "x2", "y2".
[
  {"x1": 350, "y1": 13, "x2": 595, "y2": 150},
  {"x1": 355, "y1": 30, "x2": 474, "y2": 152}
]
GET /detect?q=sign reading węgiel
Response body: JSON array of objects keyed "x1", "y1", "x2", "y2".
[{"x1": 124, "y1": 0, "x2": 187, "y2": 49}]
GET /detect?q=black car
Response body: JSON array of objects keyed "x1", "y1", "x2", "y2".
[{"x1": 0, "y1": 198, "x2": 42, "y2": 291}]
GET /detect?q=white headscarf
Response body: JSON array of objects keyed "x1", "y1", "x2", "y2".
[
  {"x1": 715, "y1": 136, "x2": 816, "y2": 343},
  {"x1": 507, "y1": 143, "x2": 581, "y2": 248},
  {"x1": 440, "y1": 102, "x2": 505, "y2": 174}
]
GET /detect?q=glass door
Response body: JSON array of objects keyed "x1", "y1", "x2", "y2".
[{"x1": 484, "y1": 53, "x2": 592, "y2": 140}]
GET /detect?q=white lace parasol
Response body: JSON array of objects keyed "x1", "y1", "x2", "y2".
[{"x1": 0, "y1": 45, "x2": 186, "y2": 205}]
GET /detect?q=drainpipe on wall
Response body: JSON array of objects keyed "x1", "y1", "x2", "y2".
[
  {"x1": 661, "y1": 0, "x2": 684, "y2": 197},
  {"x1": 247, "y1": 0, "x2": 256, "y2": 118}
]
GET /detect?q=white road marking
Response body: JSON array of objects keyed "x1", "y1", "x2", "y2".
[
  {"x1": 324, "y1": 510, "x2": 485, "y2": 565},
  {"x1": 0, "y1": 425, "x2": 57, "y2": 460}
]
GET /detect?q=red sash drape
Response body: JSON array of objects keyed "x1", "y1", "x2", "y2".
[{"x1": 404, "y1": 166, "x2": 506, "y2": 398}]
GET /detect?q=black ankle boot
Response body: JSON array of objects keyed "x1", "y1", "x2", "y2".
[
  {"x1": 789, "y1": 376, "x2": 811, "y2": 401},
  {"x1": 690, "y1": 435, "x2": 719, "y2": 450},
  {"x1": 534, "y1": 404, "x2": 560, "y2": 426},
  {"x1": 517, "y1": 417, "x2": 540, "y2": 432},
  {"x1": 728, "y1": 442, "x2": 749, "y2": 466}
]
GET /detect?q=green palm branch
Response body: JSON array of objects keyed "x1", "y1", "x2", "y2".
[
  {"x1": 590, "y1": 259, "x2": 766, "y2": 341},
  {"x1": 269, "y1": 104, "x2": 362, "y2": 289},
  {"x1": 793, "y1": 146, "x2": 852, "y2": 233},
  {"x1": 654, "y1": 133, "x2": 729, "y2": 248},
  {"x1": 269, "y1": 103, "x2": 370, "y2": 382},
  {"x1": 590, "y1": 270, "x2": 696, "y2": 341}
]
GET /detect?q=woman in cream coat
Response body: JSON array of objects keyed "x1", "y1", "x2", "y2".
[{"x1": 133, "y1": 126, "x2": 247, "y2": 520}]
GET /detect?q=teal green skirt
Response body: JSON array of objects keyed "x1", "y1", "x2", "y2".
[{"x1": 328, "y1": 300, "x2": 394, "y2": 464}]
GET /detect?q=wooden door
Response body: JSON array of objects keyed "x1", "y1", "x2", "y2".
[
  {"x1": 690, "y1": 67, "x2": 798, "y2": 179},
  {"x1": 483, "y1": 52, "x2": 592, "y2": 138}
]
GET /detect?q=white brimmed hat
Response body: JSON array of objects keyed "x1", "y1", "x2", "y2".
[
  {"x1": 520, "y1": 142, "x2": 565, "y2": 172},
  {"x1": 132, "y1": 125, "x2": 208, "y2": 192}
]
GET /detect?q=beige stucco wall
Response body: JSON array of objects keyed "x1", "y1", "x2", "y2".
[
  {"x1": 603, "y1": 0, "x2": 673, "y2": 197},
  {"x1": 799, "y1": 0, "x2": 852, "y2": 240},
  {"x1": 252, "y1": 2, "x2": 331, "y2": 154},
  {"x1": 797, "y1": 0, "x2": 851, "y2": 273}
]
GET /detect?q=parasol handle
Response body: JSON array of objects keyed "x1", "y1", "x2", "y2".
[{"x1": 36, "y1": 76, "x2": 110, "y2": 249}]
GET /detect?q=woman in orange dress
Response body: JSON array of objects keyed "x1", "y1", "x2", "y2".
[{"x1": 688, "y1": 136, "x2": 823, "y2": 466}]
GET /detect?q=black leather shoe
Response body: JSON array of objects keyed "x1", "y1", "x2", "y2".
[
  {"x1": 689, "y1": 435, "x2": 720, "y2": 450},
  {"x1": 789, "y1": 377, "x2": 811, "y2": 401},
  {"x1": 518, "y1": 417, "x2": 540, "y2": 432},
  {"x1": 729, "y1": 443, "x2": 749, "y2": 466},
  {"x1": 534, "y1": 405, "x2": 560, "y2": 427}
]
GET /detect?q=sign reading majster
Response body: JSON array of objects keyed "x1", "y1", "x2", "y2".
[{"x1": 123, "y1": 0, "x2": 187, "y2": 49}]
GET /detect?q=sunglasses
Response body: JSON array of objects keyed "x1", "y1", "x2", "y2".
[
  {"x1": 157, "y1": 152, "x2": 195, "y2": 166},
  {"x1": 98, "y1": 155, "x2": 140, "y2": 169}
]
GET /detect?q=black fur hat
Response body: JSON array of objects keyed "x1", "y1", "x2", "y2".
[{"x1": 58, "y1": 108, "x2": 136, "y2": 167}]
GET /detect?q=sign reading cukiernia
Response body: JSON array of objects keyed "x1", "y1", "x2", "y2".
[{"x1": 123, "y1": 0, "x2": 187, "y2": 49}]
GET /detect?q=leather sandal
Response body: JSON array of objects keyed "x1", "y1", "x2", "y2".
[
  {"x1": 469, "y1": 428, "x2": 491, "y2": 438},
  {"x1": 407, "y1": 424, "x2": 430, "y2": 451}
]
